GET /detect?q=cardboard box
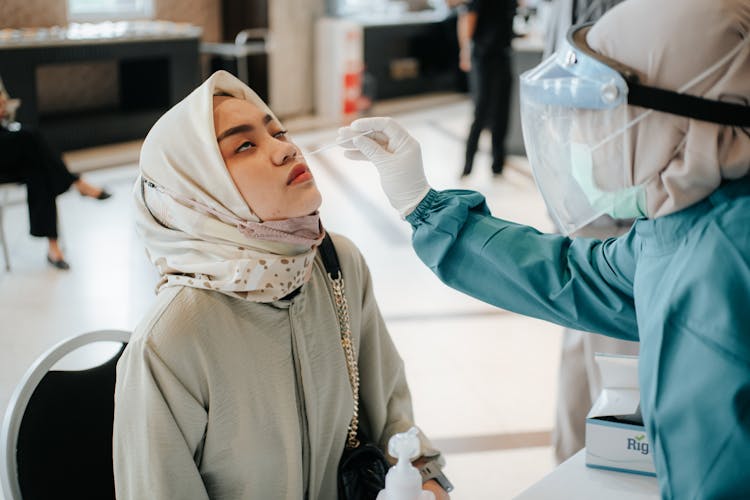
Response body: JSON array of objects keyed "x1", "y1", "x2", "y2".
[{"x1": 585, "y1": 354, "x2": 656, "y2": 477}]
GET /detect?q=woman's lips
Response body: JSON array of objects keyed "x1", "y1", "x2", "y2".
[{"x1": 287, "y1": 164, "x2": 313, "y2": 185}]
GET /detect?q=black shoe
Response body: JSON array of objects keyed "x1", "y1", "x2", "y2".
[
  {"x1": 95, "y1": 189, "x2": 112, "y2": 200},
  {"x1": 79, "y1": 188, "x2": 112, "y2": 200},
  {"x1": 492, "y1": 157, "x2": 506, "y2": 176},
  {"x1": 47, "y1": 254, "x2": 71, "y2": 270}
]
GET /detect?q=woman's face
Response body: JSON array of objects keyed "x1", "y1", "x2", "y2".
[{"x1": 213, "y1": 96, "x2": 322, "y2": 221}]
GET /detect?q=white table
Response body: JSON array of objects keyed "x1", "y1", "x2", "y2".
[{"x1": 514, "y1": 450, "x2": 660, "y2": 499}]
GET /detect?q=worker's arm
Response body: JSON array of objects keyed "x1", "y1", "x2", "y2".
[
  {"x1": 337, "y1": 116, "x2": 639, "y2": 341},
  {"x1": 406, "y1": 189, "x2": 640, "y2": 341}
]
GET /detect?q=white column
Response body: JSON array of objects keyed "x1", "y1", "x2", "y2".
[{"x1": 268, "y1": 0, "x2": 326, "y2": 117}]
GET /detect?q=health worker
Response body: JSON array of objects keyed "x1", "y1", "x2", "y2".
[{"x1": 338, "y1": 0, "x2": 750, "y2": 497}]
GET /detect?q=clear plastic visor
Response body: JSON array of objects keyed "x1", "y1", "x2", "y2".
[
  {"x1": 520, "y1": 25, "x2": 750, "y2": 235},
  {"x1": 519, "y1": 45, "x2": 644, "y2": 235}
]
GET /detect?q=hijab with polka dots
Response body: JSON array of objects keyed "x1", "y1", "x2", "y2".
[{"x1": 133, "y1": 71, "x2": 323, "y2": 302}]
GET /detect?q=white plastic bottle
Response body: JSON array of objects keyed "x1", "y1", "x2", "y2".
[{"x1": 376, "y1": 427, "x2": 436, "y2": 500}]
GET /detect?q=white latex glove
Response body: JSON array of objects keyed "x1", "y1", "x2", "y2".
[{"x1": 338, "y1": 117, "x2": 431, "y2": 218}]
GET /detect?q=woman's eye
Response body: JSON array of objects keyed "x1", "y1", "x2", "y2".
[
  {"x1": 273, "y1": 130, "x2": 288, "y2": 139},
  {"x1": 236, "y1": 141, "x2": 254, "y2": 153}
]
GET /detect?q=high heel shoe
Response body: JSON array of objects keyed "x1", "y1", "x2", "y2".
[
  {"x1": 47, "y1": 254, "x2": 71, "y2": 270},
  {"x1": 76, "y1": 181, "x2": 112, "y2": 200},
  {"x1": 95, "y1": 189, "x2": 112, "y2": 200}
]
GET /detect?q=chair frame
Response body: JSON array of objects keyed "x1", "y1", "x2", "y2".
[
  {"x1": 0, "y1": 329, "x2": 131, "y2": 500},
  {"x1": 233, "y1": 28, "x2": 270, "y2": 86},
  {"x1": 0, "y1": 183, "x2": 27, "y2": 272},
  {"x1": 0, "y1": 185, "x2": 13, "y2": 271}
]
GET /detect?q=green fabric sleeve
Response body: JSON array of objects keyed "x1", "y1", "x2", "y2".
[{"x1": 406, "y1": 189, "x2": 640, "y2": 341}]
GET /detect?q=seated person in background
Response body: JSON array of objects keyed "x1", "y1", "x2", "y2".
[
  {"x1": 113, "y1": 70, "x2": 449, "y2": 499},
  {"x1": 0, "y1": 79, "x2": 111, "y2": 270}
]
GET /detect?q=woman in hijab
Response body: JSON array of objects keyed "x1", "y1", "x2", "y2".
[
  {"x1": 339, "y1": 0, "x2": 750, "y2": 497},
  {"x1": 113, "y1": 71, "x2": 448, "y2": 499}
]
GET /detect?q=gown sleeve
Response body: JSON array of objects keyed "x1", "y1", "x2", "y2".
[
  {"x1": 406, "y1": 189, "x2": 640, "y2": 342},
  {"x1": 113, "y1": 334, "x2": 210, "y2": 500}
]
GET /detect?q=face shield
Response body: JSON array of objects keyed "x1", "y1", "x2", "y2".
[{"x1": 520, "y1": 25, "x2": 750, "y2": 235}]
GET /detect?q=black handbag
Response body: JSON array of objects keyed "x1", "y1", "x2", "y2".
[
  {"x1": 337, "y1": 434, "x2": 389, "y2": 500},
  {"x1": 319, "y1": 234, "x2": 389, "y2": 500}
]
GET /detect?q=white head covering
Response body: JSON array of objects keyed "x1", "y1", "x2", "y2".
[
  {"x1": 586, "y1": 0, "x2": 750, "y2": 217},
  {"x1": 134, "y1": 70, "x2": 323, "y2": 302}
]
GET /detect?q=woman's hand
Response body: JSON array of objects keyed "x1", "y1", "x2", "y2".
[
  {"x1": 423, "y1": 479, "x2": 450, "y2": 500},
  {"x1": 459, "y1": 47, "x2": 471, "y2": 72},
  {"x1": 412, "y1": 456, "x2": 450, "y2": 500},
  {"x1": 337, "y1": 117, "x2": 431, "y2": 218},
  {"x1": 0, "y1": 93, "x2": 20, "y2": 122}
]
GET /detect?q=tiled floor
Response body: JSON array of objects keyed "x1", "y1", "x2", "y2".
[{"x1": 0, "y1": 97, "x2": 563, "y2": 498}]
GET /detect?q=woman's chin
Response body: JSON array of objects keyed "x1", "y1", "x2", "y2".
[{"x1": 301, "y1": 191, "x2": 323, "y2": 214}]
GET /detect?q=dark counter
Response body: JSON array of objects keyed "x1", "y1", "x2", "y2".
[{"x1": 0, "y1": 33, "x2": 200, "y2": 151}]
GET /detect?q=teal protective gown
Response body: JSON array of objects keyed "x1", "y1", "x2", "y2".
[{"x1": 406, "y1": 176, "x2": 750, "y2": 499}]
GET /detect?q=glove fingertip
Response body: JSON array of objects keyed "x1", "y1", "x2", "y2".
[
  {"x1": 337, "y1": 126, "x2": 355, "y2": 140},
  {"x1": 343, "y1": 150, "x2": 367, "y2": 161},
  {"x1": 352, "y1": 135, "x2": 382, "y2": 157},
  {"x1": 351, "y1": 116, "x2": 387, "y2": 133},
  {"x1": 349, "y1": 118, "x2": 369, "y2": 131},
  {"x1": 351, "y1": 134, "x2": 372, "y2": 147}
]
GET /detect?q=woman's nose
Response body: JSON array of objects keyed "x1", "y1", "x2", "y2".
[{"x1": 272, "y1": 141, "x2": 297, "y2": 166}]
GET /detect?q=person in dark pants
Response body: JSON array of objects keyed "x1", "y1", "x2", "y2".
[
  {"x1": 457, "y1": 0, "x2": 516, "y2": 177},
  {"x1": 0, "y1": 88, "x2": 110, "y2": 270}
]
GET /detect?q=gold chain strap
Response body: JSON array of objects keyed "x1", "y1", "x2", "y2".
[{"x1": 329, "y1": 273, "x2": 361, "y2": 449}]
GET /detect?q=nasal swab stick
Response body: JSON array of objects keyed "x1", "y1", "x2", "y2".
[{"x1": 307, "y1": 131, "x2": 373, "y2": 156}]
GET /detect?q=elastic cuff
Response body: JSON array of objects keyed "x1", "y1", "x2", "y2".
[
  {"x1": 399, "y1": 186, "x2": 433, "y2": 219},
  {"x1": 405, "y1": 189, "x2": 439, "y2": 225}
]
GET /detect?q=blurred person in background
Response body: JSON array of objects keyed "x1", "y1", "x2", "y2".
[
  {"x1": 0, "y1": 77, "x2": 111, "y2": 270},
  {"x1": 451, "y1": 0, "x2": 517, "y2": 178}
]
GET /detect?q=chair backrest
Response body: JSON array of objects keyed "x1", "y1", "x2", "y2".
[
  {"x1": 0, "y1": 329, "x2": 131, "y2": 500},
  {"x1": 233, "y1": 28, "x2": 270, "y2": 87}
]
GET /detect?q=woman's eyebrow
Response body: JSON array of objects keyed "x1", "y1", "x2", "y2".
[
  {"x1": 217, "y1": 115, "x2": 275, "y2": 142},
  {"x1": 217, "y1": 124, "x2": 254, "y2": 142}
]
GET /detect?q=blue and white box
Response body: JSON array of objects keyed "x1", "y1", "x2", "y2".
[{"x1": 585, "y1": 354, "x2": 656, "y2": 477}]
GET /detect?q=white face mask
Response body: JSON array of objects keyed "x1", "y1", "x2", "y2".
[{"x1": 570, "y1": 142, "x2": 646, "y2": 220}]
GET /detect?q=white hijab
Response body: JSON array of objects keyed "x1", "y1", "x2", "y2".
[
  {"x1": 133, "y1": 71, "x2": 323, "y2": 302},
  {"x1": 587, "y1": 0, "x2": 750, "y2": 217}
]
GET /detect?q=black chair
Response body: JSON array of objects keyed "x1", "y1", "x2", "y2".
[{"x1": 1, "y1": 330, "x2": 131, "y2": 500}]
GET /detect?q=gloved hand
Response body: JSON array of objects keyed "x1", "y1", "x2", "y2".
[{"x1": 337, "y1": 117, "x2": 431, "y2": 217}]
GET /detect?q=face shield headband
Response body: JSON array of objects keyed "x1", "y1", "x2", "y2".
[
  {"x1": 570, "y1": 25, "x2": 750, "y2": 128},
  {"x1": 519, "y1": 24, "x2": 750, "y2": 235}
]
